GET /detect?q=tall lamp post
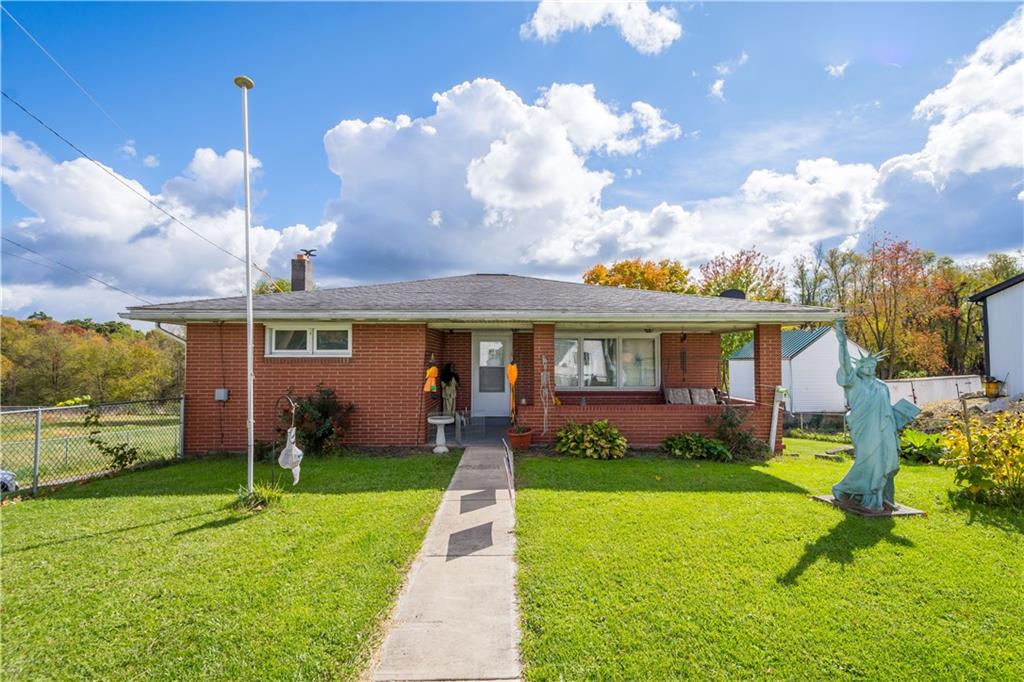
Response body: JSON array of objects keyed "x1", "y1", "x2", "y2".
[{"x1": 234, "y1": 74, "x2": 255, "y2": 494}]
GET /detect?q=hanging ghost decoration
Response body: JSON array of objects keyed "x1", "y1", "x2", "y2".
[{"x1": 279, "y1": 426, "x2": 304, "y2": 485}]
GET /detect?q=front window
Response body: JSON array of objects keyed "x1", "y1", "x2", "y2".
[
  {"x1": 266, "y1": 324, "x2": 352, "y2": 357},
  {"x1": 555, "y1": 334, "x2": 658, "y2": 389}
]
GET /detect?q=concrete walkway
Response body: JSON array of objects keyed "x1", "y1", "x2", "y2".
[{"x1": 372, "y1": 445, "x2": 521, "y2": 681}]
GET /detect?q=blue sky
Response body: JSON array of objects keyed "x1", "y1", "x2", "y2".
[{"x1": 2, "y1": 1, "x2": 1022, "y2": 322}]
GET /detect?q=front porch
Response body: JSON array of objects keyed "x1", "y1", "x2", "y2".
[{"x1": 426, "y1": 322, "x2": 783, "y2": 448}]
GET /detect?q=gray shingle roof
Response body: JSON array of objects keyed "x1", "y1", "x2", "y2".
[{"x1": 123, "y1": 273, "x2": 839, "y2": 324}]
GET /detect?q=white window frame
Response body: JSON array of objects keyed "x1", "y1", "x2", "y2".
[
  {"x1": 265, "y1": 323, "x2": 352, "y2": 357},
  {"x1": 554, "y1": 332, "x2": 660, "y2": 391}
]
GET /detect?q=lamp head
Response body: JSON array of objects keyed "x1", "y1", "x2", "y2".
[{"x1": 233, "y1": 75, "x2": 255, "y2": 90}]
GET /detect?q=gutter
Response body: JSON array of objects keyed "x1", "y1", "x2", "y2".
[{"x1": 122, "y1": 308, "x2": 844, "y2": 325}]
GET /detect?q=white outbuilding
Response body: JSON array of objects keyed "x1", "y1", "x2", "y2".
[
  {"x1": 970, "y1": 273, "x2": 1024, "y2": 397},
  {"x1": 728, "y1": 326, "x2": 868, "y2": 414}
]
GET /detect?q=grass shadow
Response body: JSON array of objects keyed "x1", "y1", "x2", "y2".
[
  {"x1": 945, "y1": 491, "x2": 1024, "y2": 535},
  {"x1": 174, "y1": 513, "x2": 252, "y2": 536},
  {"x1": 3, "y1": 508, "x2": 222, "y2": 554},
  {"x1": 778, "y1": 515, "x2": 915, "y2": 586}
]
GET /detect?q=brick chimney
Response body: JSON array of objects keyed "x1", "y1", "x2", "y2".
[{"x1": 291, "y1": 252, "x2": 313, "y2": 292}]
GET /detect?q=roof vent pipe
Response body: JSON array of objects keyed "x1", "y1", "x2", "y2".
[{"x1": 719, "y1": 289, "x2": 746, "y2": 299}]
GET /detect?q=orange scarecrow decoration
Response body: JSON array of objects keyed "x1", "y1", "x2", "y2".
[{"x1": 423, "y1": 365, "x2": 438, "y2": 393}]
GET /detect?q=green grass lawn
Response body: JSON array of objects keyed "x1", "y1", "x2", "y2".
[
  {"x1": 2, "y1": 453, "x2": 459, "y2": 681},
  {"x1": 515, "y1": 438, "x2": 1024, "y2": 680}
]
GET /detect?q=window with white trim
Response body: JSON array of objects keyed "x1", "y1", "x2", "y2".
[
  {"x1": 555, "y1": 333, "x2": 659, "y2": 389},
  {"x1": 265, "y1": 324, "x2": 352, "y2": 357}
]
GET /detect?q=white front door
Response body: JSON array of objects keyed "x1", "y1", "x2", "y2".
[{"x1": 471, "y1": 332, "x2": 512, "y2": 417}]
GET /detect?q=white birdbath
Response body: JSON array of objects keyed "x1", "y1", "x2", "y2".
[{"x1": 427, "y1": 415, "x2": 456, "y2": 454}]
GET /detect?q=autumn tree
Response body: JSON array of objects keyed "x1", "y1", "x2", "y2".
[
  {"x1": 698, "y1": 249, "x2": 786, "y2": 301},
  {"x1": 583, "y1": 258, "x2": 697, "y2": 294},
  {"x1": 0, "y1": 316, "x2": 183, "y2": 405},
  {"x1": 792, "y1": 245, "x2": 831, "y2": 308}
]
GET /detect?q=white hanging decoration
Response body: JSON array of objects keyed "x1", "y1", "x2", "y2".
[
  {"x1": 540, "y1": 354, "x2": 552, "y2": 435},
  {"x1": 278, "y1": 426, "x2": 303, "y2": 485}
]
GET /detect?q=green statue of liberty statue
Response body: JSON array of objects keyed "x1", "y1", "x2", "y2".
[{"x1": 832, "y1": 320, "x2": 919, "y2": 512}]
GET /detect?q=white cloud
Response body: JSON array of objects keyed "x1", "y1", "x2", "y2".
[
  {"x1": 826, "y1": 61, "x2": 850, "y2": 78},
  {"x1": 142, "y1": 154, "x2": 160, "y2": 168},
  {"x1": 428, "y1": 210, "x2": 443, "y2": 227},
  {"x1": 1, "y1": 132, "x2": 335, "y2": 311},
  {"x1": 321, "y1": 78, "x2": 884, "y2": 280},
  {"x1": 162, "y1": 147, "x2": 262, "y2": 212},
  {"x1": 536, "y1": 83, "x2": 680, "y2": 154},
  {"x1": 880, "y1": 7, "x2": 1023, "y2": 188},
  {"x1": 521, "y1": 1, "x2": 682, "y2": 55},
  {"x1": 708, "y1": 79, "x2": 725, "y2": 100},
  {"x1": 708, "y1": 51, "x2": 748, "y2": 101},
  {"x1": 714, "y1": 51, "x2": 748, "y2": 76},
  {"x1": 119, "y1": 139, "x2": 137, "y2": 158}
]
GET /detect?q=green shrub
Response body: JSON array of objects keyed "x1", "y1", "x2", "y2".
[
  {"x1": 941, "y1": 413, "x2": 1024, "y2": 507},
  {"x1": 283, "y1": 384, "x2": 355, "y2": 456},
  {"x1": 784, "y1": 428, "x2": 852, "y2": 444},
  {"x1": 661, "y1": 433, "x2": 732, "y2": 461},
  {"x1": 899, "y1": 428, "x2": 945, "y2": 463},
  {"x1": 555, "y1": 420, "x2": 628, "y2": 459},
  {"x1": 708, "y1": 407, "x2": 768, "y2": 461}
]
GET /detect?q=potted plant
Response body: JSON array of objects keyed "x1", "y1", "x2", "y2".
[{"x1": 506, "y1": 422, "x2": 533, "y2": 450}]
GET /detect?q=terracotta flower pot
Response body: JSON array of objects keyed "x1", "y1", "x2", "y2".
[{"x1": 506, "y1": 427, "x2": 533, "y2": 450}]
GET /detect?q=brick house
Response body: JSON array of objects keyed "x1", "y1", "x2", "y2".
[{"x1": 124, "y1": 272, "x2": 838, "y2": 453}]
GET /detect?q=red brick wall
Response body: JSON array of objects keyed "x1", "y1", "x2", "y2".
[
  {"x1": 512, "y1": 332, "x2": 534, "y2": 406},
  {"x1": 518, "y1": 403, "x2": 759, "y2": 447},
  {"x1": 183, "y1": 322, "x2": 431, "y2": 452},
  {"x1": 531, "y1": 323, "x2": 555, "y2": 405},
  {"x1": 440, "y1": 331, "x2": 472, "y2": 413},
  {"x1": 554, "y1": 391, "x2": 663, "y2": 406},
  {"x1": 752, "y1": 324, "x2": 784, "y2": 451},
  {"x1": 660, "y1": 332, "x2": 721, "y2": 388}
]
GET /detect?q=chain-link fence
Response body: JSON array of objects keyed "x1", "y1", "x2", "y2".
[{"x1": 1, "y1": 398, "x2": 184, "y2": 495}]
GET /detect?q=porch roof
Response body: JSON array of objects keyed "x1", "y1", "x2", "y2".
[{"x1": 123, "y1": 273, "x2": 839, "y2": 325}]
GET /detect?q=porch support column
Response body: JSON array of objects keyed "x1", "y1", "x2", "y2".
[
  {"x1": 531, "y1": 323, "x2": 555, "y2": 405},
  {"x1": 753, "y1": 324, "x2": 783, "y2": 449}
]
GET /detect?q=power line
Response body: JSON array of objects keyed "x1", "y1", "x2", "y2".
[
  {"x1": 1, "y1": 90, "x2": 289, "y2": 293},
  {"x1": 2, "y1": 236, "x2": 155, "y2": 305},
  {"x1": 0, "y1": 3, "x2": 131, "y2": 141}
]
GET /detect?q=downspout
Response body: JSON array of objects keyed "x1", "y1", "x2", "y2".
[{"x1": 155, "y1": 322, "x2": 186, "y2": 345}]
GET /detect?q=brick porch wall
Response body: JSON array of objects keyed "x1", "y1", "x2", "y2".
[{"x1": 519, "y1": 322, "x2": 782, "y2": 448}]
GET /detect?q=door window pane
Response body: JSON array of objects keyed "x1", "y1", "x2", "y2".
[
  {"x1": 621, "y1": 338, "x2": 656, "y2": 387},
  {"x1": 582, "y1": 338, "x2": 617, "y2": 386},
  {"x1": 554, "y1": 338, "x2": 579, "y2": 387},
  {"x1": 478, "y1": 340, "x2": 506, "y2": 393},
  {"x1": 274, "y1": 329, "x2": 308, "y2": 351},
  {"x1": 316, "y1": 329, "x2": 349, "y2": 351}
]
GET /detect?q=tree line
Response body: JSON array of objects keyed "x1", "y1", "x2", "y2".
[
  {"x1": 583, "y1": 238, "x2": 1022, "y2": 380},
  {"x1": 1, "y1": 313, "x2": 184, "y2": 406}
]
